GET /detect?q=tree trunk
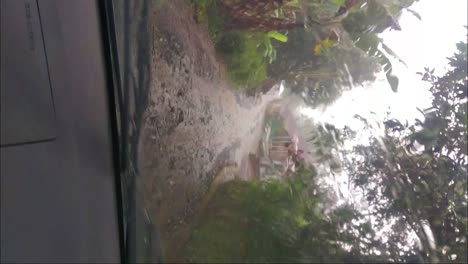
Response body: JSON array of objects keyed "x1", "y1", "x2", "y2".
[
  {"x1": 224, "y1": 0, "x2": 285, "y2": 16},
  {"x1": 220, "y1": 0, "x2": 304, "y2": 31},
  {"x1": 226, "y1": 16, "x2": 303, "y2": 31}
]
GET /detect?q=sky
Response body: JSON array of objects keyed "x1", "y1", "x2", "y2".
[{"x1": 301, "y1": 0, "x2": 468, "y2": 131}]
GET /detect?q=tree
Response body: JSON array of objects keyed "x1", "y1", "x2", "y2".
[
  {"x1": 209, "y1": 0, "x2": 418, "y2": 106},
  {"x1": 341, "y1": 0, "x2": 421, "y2": 92},
  {"x1": 219, "y1": 0, "x2": 304, "y2": 31},
  {"x1": 345, "y1": 40, "x2": 468, "y2": 263},
  {"x1": 182, "y1": 169, "x2": 390, "y2": 263}
]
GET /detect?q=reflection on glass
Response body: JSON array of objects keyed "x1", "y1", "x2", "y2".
[{"x1": 114, "y1": 0, "x2": 467, "y2": 263}]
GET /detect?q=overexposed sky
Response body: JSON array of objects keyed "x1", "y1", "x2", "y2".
[
  {"x1": 384, "y1": 0, "x2": 467, "y2": 74},
  {"x1": 382, "y1": 0, "x2": 468, "y2": 121},
  {"x1": 302, "y1": 0, "x2": 467, "y2": 130}
]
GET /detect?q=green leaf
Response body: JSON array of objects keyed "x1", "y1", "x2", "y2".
[
  {"x1": 267, "y1": 31, "x2": 288, "y2": 43},
  {"x1": 455, "y1": 181, "x2": 465, "y2": 196},
  {"x1": 381, "y1": 43, "x2": 408, "y2": 67},
  {"x1": 329, "y1": 0, "x2": 346, "y2": 6},
  {"x1": 355, "y1": 33, "x2": 381, "y2": 51},
  {"x1": 387, "y1": 74, "x2": 399, "y2": 92},
  {"x1": 285, "y1": 0, "x2": 300, "y2": 8},
  {"x1": 405, "y1": 8, "x2": 422, "y2": 20}
]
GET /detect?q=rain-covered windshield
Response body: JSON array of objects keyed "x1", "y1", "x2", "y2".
[{"x1": 111, "y1": 0, "x2": 467, "y2": 263}]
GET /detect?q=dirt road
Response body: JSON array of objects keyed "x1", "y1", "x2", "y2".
[{"x1": 131, "y1": 0, "x2": 279, "y2": 259}]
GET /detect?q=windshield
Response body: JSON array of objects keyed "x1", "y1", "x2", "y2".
[{"x1": 111, "y1": 0, "x2": 467, "y2": 263}]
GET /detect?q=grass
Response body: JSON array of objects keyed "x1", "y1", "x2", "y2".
[{"x1": 193, "y1": 0, "x2": 269, "y2": 90}]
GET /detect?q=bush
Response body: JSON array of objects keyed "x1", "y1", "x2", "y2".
[
  {"x1": 220, "y1": 33, "x2": 268, "y2": 89},
  {"x1": 193, "y1": 0, "x2": 224, "y2": 39},
  {"x1": 215, "y1": 32, "x2": 245, "y2": 55},
  {"x1": 193, "y1": 0, "x2": 269, "y2": 90},
  {"x1": 183, "y1": 169, "x2": 325, "y2": 263},
  {"x1": 184, "y1": 178, "x2": 308, "y2": 263}
]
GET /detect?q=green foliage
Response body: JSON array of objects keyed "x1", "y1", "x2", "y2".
[
  {"x1": 340, "y1": 0, "x2": 404, "y2": 30},
  {"x1": 267, "y1": 31, "x2": 289, "y2": 43},
  {"x1": 193, "y1": 0, "x2": 209, "y2": 23},
  {"x1": 194, "y1": 0, "x2": 416, "y2": 100},
  {"x1": 286, "y1": 45, "x2": 379, "y2": 107},
  {"x1": 194, "y1": 0, "x2": 277, "y2": 89},
  {"x1": 215, "y1": 32, "x2": 244, "y2": 55},
  {"x1": 285, "y1": 0, "x2": 301, "y2": 8},
  {"x1": 351, "y1": 33, "x2": 404, "y2": 92},
  {"x1": 183, "y1": 168, "x2": 391, "y2": 263},
  {"x1": 218, "y1": 32, "x2": 268, "y2": 89},
  {"x1": 262, "y1": 31, "x2": 289, "y2": 64},
  {"x1": 329, "y1": 0, "x2": 346, "y2": 6},
  {"x1": 193, "y1": 0, "x2": 223, "y2": 39},
  {"x1": 184, "y1": 177, "x2": 311, "y2": 263},
  {"x1": 340, "y1": 0, "x2": 419, "y2": 92},
  {"x1": 262, "y1": 37, "x2": 278, "y2": 64},
  {"x1": 216, "y1": 30, "x2": 289, "y2": 88},
  {"x1": 405, "y1": 8, "x2": 422, "y2": 20},
  {"x1": 345, "y1": 41, "x2": 468, "y2": 263},
  {"x1": 269, "y1": 116, "x2": 288, "y2": 138}
]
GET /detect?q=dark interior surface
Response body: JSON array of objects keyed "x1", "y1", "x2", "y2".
[
  {"x1": 0, "y1": 0, "x2": 56, "y2": 146},
  {"x1": 1, "y1": 0, "x2": 121, "y2": 262}
]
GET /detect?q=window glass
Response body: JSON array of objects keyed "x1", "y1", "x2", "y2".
[{"x1": 113, "y1": 1, "x2": 467, "y2": 263}]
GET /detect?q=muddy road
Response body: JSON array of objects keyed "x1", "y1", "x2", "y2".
[{"x1": 115, "y1": 0, "x2": 280, "y2": 259}]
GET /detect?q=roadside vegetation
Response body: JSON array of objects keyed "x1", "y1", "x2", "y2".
[
  {"x1": 194, "y1": 0, "x2": 289, "y2": 90},
  {"x1": 183, "y1": 39, "x2": 467, "y2": 263},
  {"x1": 186, "y1": 0, "x2": 467, "y2": 263},
  {"x1": 194, "y1": 0, "x2": 417, "y2": 101}
]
